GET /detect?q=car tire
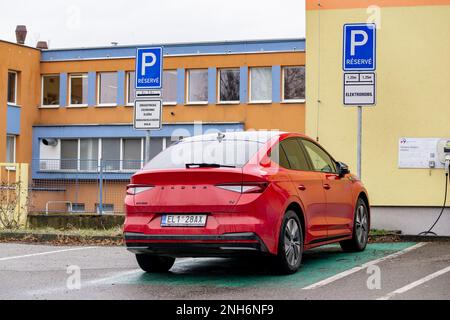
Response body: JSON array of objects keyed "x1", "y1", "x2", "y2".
[
  {"x1": 340, "y1": 198, "x2": 369, "y2": 252},
  {"x1": 273, "y1": 210, "x2": 304, "y2": 275},
  {"x1": 135, "y1": 254, "x2": 175, "y2": 273}
]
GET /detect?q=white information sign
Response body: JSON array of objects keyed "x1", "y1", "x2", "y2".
[
  {"x1": 133, "y1": 99, "x2": 162, "y2": 131},
  {"x1": 344, "y1": 72, "x2": 376, "y2": 106},
  {"x1": 398, "y1": 138, "x2": 444, "y2": 169}
]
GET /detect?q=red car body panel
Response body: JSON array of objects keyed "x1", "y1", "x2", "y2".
[{"x1": 124, "y1": 132, "x2": 369, "y2": 257}]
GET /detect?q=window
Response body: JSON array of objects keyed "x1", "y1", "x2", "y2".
[
  {"x1": 163, "y1": 70, "x2": 177, "y2": 104},
  {"x1": 69, "y1": 74, "x2": 88, "y2": 106},
  {"x1": 127, "y1": 71, "x2": 136, "y2": 105},
  {"x1": 269, "y1": 143, "x2": 290, "y2": 169},
  {"x1": 96, "y1": 203, "x2": 114, "y2": 214},
  {"x1": 98, "y1": 72, "x2": 118, "y2": 105},
  {"x1": 6, "y1": 135, "x2": 16, "y2": 163},
  {"x1": 301, "y1": 140, "x2": 336, "y2": 173},
  {"x1": 68, "y1": 203, "x2": 85, "y2": 213},
  {"x1": 250, "y1": 67, "x2": 272, "y2": 102},
  {"x1": 283, "y1": 66, "x2": 305, "y2": 102},
  {"x1": 187, "y1": 69, "x2": 208, "y2": 104},
  {"x1": 80, "y1": 139, "x2": 99, "y2": 171},
  {"x1": 279, "y1": 139, "x2": 309, "y2": 171},
  {"x1": 101, "y1": 138, "x2": 121, "y2": 170},
  {"x1": 143, "y1": 138, "x2": 164, "y2": 162},
  {"x1": 145, "y1": 140, "x2": 262, "y2": 170},
  {"x1": 219, "y1": 69, "x2": 240, "y2": 103},
  {"x1": 60, "y1": 139, "x2": 78, "y2": 170},
  {"x1": 7, "y1": 71, "x2": 17, "y2": 104},
  {"x1": 123, "y1": 139, "x2": 142, "y2": 170},
  {"x1": 41, "y1": 75, "x2": 60, "y2": 107}
]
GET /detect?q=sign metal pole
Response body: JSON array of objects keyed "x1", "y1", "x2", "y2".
[
  {"x1": 357, "y1": 106, "x2": 362, "y2": 179},
  {"x1": 145, "y1": 130, "x2": 151, "y2": 163}
]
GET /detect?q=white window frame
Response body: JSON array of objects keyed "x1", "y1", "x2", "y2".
[
  {"x1": 186, "y1": 69, "x2": 209, "y2": 105},
  {"x1": 97, "y1": 72, "x2": 118, "y2": 107},
  {"x1": 162, "y1": 70, "x2": 177, "y2": 106},
  {"x1": 249, "y1": 67, "x2": 272, "y2": 104},
  {"x1": 68, "y1": 74, "x2": 88, "y2": 107},
  {"x1": 126, "y1": 71, "x2": 135, "y2": 107},
  {"x1": 281, "y1": 66, "x2": 306, "y2": 103},
  {"x1": 6, "y1": 135, "x2": 16, "y2": 163},
  {"x1": 217, "y1": 68, "x2": 240, "y2": 105},
  {"x1": 7, "y1": 71, "x2": 18, "y2": 105},
  {"x1": 40, "y1": 74, "x2": 60, "y2": 108}
]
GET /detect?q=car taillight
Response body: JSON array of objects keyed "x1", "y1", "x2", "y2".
[
  {"x1": 126, "y1": 185, "x2": 154, "y2": 195},
  {"x1": 216, "y1": 182, "x2": 269, "y2": 194}
]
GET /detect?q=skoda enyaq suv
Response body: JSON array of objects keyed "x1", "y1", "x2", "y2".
[{"x1": 124, "y1": 131, "x2": 370, "y2": 274}]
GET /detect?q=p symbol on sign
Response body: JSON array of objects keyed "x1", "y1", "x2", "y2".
[
  {"x1": 350, "y1": 30, "x2": 368, "y2": 56},
  {"x1": 141, "y1": 52, "x2": 157, "y2": 76}
]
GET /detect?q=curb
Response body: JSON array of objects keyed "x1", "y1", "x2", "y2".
[{"x1": 0, "y1": 231, "x2": 124, "y2": 246}]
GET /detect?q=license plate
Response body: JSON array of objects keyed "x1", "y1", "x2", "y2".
[{"x1": 161, "y1": 214, "x2": 207, "y2": 227}]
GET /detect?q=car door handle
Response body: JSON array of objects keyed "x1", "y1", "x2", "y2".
[
  {"x1": 298, "y1": 185, "x2": 307, "y2": 191},
  {"x1": 323, "y1": 183, "x2": 331, "y2": 190}
]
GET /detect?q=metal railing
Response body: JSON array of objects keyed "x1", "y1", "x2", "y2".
[{"x1": 29, "y1": 159, "x2": 144, "y2": 215}]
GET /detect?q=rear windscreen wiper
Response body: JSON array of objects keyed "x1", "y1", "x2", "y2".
[{"x1": 185, "y1": 163, "x2": 236, "y2": 168}]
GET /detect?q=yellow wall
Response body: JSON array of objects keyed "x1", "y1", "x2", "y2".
[
  {"x1": 306, "y1": 2, "x2": 450, "y2": 205},
  {"x1": 38, "y1": 52, "x2": 306, "y2": 133},
  {"x1": 0, "y1": 41, "x2": 41, "y2": 163}
]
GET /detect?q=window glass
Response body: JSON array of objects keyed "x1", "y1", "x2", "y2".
[
  {"x1": 70, "y1": 74, "x2": 88, "y2": 105},
  {"x1": 60, "y1": 139, "x2": 78, "y2": 170},
  {"x1": 250, "y1": 67, "x2": 272, "y2": 102},
  {"x1": 145, "y1": 140, "x2": 262, "y2": 169},
  {"x1": 101, "y1": 139, "x2": 120, "y2": 171},
  {"x1": 7, "y1": 71, "x2": 17, "y2": 104},
  {"x1": 127, "y1": 71, "x2": 136, "y2": 105},
  {"x1": 163, "y1": 70, "x2": 177, "y2": 104},
  {"x1": 6, "y1": 135, "x2": 15, "y2": 163},
  {"x1": 99, "y1": 72, "x2": 118, "y2": 105},
  {"x1": 219, "y1": 69, "x2": 240, "y2": 102},
  {"x1": 123, "y1": 139, "x2": 142, "y2": 170},
  {"x1": 96, "y1": 203, "x2": 114, "y2": 214},
  {"x1": 143, "y1": 138, "x2": 164, "y2": 162},
  {"x1": 279, "y1": 139, "x2": 309, "y2": 171},
  {"x1": 42, "y1": 75, "x2": 60, "y2": 106},
  {"x1": 301, "y1": 140, "x2": 336, "y2": 173},
  {"x1": 283, "y1": 66, "x2": 305, "y2": 101},
  {"x1": 80, "y1": 139, "x2": 98, "y2": 171},
  {"x1": 69, "y1": 203, "x2": 85, "y2": 213},
  {"x1": 269, "y1": 143, "x2": 290, "y2": 169},
  {"x1": 188, "y1": 69, "x2": 208, "y2": 103}
]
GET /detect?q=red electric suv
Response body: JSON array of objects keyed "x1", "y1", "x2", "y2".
[{"x1": 124, "y1": 131, "x2": 370, "y2": 274}]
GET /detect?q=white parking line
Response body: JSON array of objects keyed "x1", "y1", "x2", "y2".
[
  {"x1": 377, "y1": 265, "x2": 450, "y2": 300},
  {"x1": 303, "y1": 242, "x2": 427, "y2": 290},
  {"x1": 0, "y1": 247, "x2": 98, "y2": 262}
]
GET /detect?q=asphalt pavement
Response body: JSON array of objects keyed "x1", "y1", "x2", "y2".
[{"x1": 0, "y1": 241, "x2": 449, "y2": 300}]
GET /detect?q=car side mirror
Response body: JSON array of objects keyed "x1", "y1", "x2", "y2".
[{"x1": 336, "y1": 161, "x2": 350, "y2": 177}]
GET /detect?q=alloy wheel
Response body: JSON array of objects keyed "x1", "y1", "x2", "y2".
[{"x1": 284, "y1": 218, "x2": 301, "y2": 267}]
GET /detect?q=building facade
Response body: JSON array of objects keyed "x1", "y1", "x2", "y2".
[
  {"x1": 306, "y1": 0, "x2": 450, "y2": 234},
  {"x1": 1, "y1": 38, "x2": 306, "y2": 214}
]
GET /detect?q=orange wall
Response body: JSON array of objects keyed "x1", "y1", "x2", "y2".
[
  {"x1": 0, "y1": 41, "x2": 41, "y2": 163},
  {"x1": 38, "y1": 52, "x2": 306, "y2": 133}
]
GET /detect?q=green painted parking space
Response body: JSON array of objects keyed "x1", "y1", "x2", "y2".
[{"x1": 114, "y1": 242, "x2": 416, "y2": 289}]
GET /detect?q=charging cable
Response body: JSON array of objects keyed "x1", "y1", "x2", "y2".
[{"x1": 419, "y1": 160, "x2": 449, "y2": 236}]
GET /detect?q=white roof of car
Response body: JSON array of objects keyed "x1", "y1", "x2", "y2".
[{"x1": 182, "y1": 130, "x2": 286, "y2": 143}]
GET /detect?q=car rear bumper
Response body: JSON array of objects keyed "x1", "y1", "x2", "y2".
[{"x1": 124, "y1": 232, "x2": 269, "y2": 257}]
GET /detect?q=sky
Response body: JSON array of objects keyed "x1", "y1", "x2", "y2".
[{"x1": 0, "y1": 0, "x2": 305, "y2": 49}]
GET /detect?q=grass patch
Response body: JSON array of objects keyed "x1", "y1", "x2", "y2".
[{"x1": 0, "y1": 226, "x2": 123, "y2": 237}]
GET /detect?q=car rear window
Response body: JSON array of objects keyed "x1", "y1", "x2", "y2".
[{"x1": 144, "y1": 139, "x2": 262, "y2": 169}]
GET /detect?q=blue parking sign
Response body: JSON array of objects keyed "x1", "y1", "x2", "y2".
[
  {"x1": 135, "y1": 47, "x2": 163, "y2": 89},
  {"x1": 343, "y1": 24, "x2": 376, "y2": 71}
]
